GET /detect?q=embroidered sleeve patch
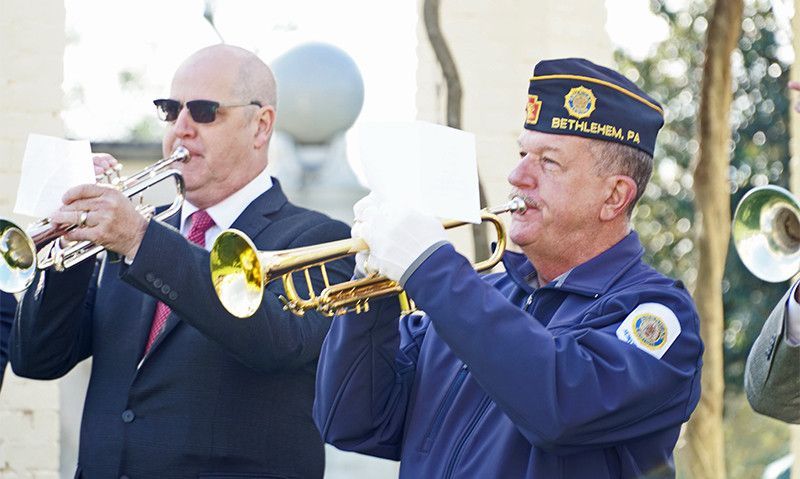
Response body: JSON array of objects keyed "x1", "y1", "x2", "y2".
[{"x1": 616, "y1": 302, "x2": 681, "y2": 359}]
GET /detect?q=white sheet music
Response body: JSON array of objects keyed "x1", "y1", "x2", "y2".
[
  {"x1": 14, "y1": 134, "x2": 96, "y2": 218},
  {"x1": 357, "y1": 121, "x2": 480, "y2": 223}
]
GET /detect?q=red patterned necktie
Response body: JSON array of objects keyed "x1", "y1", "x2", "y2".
[{"x1": 143, "y1": 210, "x2": 215, "y2": 354}]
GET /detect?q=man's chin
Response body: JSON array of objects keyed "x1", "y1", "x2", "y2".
[
  {"x1": 509, "y1": 229, "x2": 537, "y2": 249},
  {"x1": 182, "y1": 187, "x2": 202, "y2": 205}
]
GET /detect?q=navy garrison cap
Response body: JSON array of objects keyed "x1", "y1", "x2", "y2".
[{"x1": 524, "y1": 58, "x2": 664, "y2": 156}]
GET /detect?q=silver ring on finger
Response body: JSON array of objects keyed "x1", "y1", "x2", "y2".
[{"x1": 78, "y1": 210, "x2": 89, "y2": 228}]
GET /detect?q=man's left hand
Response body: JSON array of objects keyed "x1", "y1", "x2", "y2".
[
  {"x1": 49, "y1": 184, "x2": 148, "y2": 259},
  {"x1": 352, "y1": 194, "x2": 446, "y2": 283}
]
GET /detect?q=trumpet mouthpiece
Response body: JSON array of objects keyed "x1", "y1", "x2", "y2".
[
  {"x1": 508, "y1": 196, "x2": 527, "y2": 214},
  {"x1": 172, "y1": 145, "x2": 191, "y2": 162}
]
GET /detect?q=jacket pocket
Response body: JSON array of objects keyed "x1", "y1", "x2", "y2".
[
  {"x1": 443, "y1": 396, "x2": 492, "y2": 479},
  {"x1": 420, "y1": 362, "x2": 469, "y2": 453}
]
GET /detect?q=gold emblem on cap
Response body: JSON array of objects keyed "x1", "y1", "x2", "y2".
[{"x1": 564, "y1": 86, "x2": 596, "y2": 119}]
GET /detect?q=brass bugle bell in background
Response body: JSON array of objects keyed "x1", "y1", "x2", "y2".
[
  {"x1": 0, "y1": 146, "x2": 190, "y2": 293},
  {"x1": 732, "y1": 184, "x2": 800, "y2": 283},
  {"x1": 210, "y1": 197, "x2": 528, "y2": 318}
]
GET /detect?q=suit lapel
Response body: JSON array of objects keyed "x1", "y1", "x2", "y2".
[
  {"x1": 137, "y1": 211, "x2": 182, "y2": 365},
  {"x1": 229, "y1": 179, "x2": 287, "y2": 238},
  {"x1": 137, "y1": 180, "x2": 287, "y2": 365}
]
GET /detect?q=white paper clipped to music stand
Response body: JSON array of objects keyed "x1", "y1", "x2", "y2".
[
  {"x1": 14, "y1": 134, "x2": 95, "y2": 218},
  {"x1": 357, "y1": 121, "x2": 480, "y2": 223}
]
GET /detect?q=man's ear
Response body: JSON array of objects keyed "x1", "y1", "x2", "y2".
[
  {"x1": 254, "y1": 105, "x2": 276, "y2": 149},
  {"x1": 600, "y1": 175, "x2": 637, "y2": 221}
]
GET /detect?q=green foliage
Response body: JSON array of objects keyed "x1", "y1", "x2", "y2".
[
  {"x1": 616, "y1": 0, "x2": 792, "y2": 393},
  {"x1": 676, "y1": 393, "x2": 791, "y2": 478},
  {"x1": 118, "y1": 69, "x2": 143, "y2": 89},
  {"x1": 722, "y1": 393, "x2": 790, "y2": 479},
  {"x1": 125, "y1": 117, "x2": 163, "y2": 142}
]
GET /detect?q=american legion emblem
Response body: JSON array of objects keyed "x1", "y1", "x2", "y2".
[
  {"x1": 616, "y1": 303, "x2": 681, "y2": 359},
  {"x1": 633, "y1": 314, "x2": 667, "y2": 348},
  {"x1": 563, "y1": 86, "x2": 596, "y2": 119},
  {"x1": 526, "y1": 95, "x2": 543, "y2": 125}
]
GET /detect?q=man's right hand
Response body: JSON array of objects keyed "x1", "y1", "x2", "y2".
[{"x1": 47, "y1": 153, "x2": 149, "y2": 260}]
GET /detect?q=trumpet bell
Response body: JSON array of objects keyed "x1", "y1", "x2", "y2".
[
  {"x1": 732, "y1": 185, "x2": 800, "y2": 283},
  {"x1": 0, "y1": 219, "x2": 37, "y2": 293},
  {"x1": 209, "y1": 229, "x2": 265, "y2": 318}
]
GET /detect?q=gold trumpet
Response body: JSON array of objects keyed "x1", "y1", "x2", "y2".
[
  {"x1": 0, "y1": 146, "x2": 190, "y2": 293},
  {"x1": 209, "y1": 197, "x2": 527, "y2": 318},
  {"x1": 732, "y1": 184, "x2": 800, "y2": 283}
]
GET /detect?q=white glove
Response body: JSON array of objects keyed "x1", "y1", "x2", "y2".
[
  {"x1": 352, "y1": 193, "x2": 447, "y2": 283},
  {"x1": 352, "y1": 194, "x2": 379, "y2": 278}
]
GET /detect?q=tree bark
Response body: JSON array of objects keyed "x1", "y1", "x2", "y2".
[
  {"x1": 422, "y1": 0, "x2": 490, "y2": 261},
  {"x1": 685, "y1": 1, "x2": 743, "y2": 478}
]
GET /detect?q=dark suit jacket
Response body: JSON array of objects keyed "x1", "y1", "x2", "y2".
[
  {"x1": 0, "y1": 291, "x2": 15, "y2": 390},
  {"x1": 744, "y1": 288, "x2": 800, "y2": 423},
  {"x1": 10, "y1": 180, "x2": 354, "y2": 478}
]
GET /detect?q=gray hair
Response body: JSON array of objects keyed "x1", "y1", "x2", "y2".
[{"x1": 589, "y1": 140, "x2": 653, "y2": 216}]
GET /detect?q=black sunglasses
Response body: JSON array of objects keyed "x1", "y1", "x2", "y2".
[{"x1": 153, "y1": 98, "x2": 263, "y2": 124}]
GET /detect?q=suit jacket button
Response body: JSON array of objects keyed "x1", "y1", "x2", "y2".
[
  {"x1": 153, "y1": 278, "x2": 163, "y2": 288},
  {"x1": 145, "y1": 273, "x2": 155, "y2": 283},
  {"x1": 121, "y1": 409, "x2": 135, "y2": 423},
  {"x1": 169, "y1": 291, "x2": 178, "y2": 301},
  {"x1": 161, "y1": 284, "x2": 171, "y2": 294}
]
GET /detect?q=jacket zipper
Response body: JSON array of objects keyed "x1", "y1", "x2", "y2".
[
  {"x1": 443, "y1": 396, "x2": 492, "y2": 479},
  {"x1": 420, "y1": 362, "x2": 469, "y2": 452}
]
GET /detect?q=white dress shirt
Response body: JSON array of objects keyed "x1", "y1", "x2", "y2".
[
  {"x1": 177, "y1": 167, "x2": 273, "y2": 251},
  {"x1": 784, "y1": 280, "x2": 800, "y2": 346},
  {"x1": 125, "y1": 166, "x2": 273, "y2": 264}
]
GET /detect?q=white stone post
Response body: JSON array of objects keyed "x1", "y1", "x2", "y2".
[{"x1": 0, "y1": 1, "x2": 66, "y2": 478}]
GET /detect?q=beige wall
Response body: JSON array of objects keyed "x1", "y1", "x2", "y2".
[
  {"x1": 416, "y1": 0, "x2": 613, "y2": 257},
  {"x1": 0, "y1": 2, "x2": 67, "y2": 478}
]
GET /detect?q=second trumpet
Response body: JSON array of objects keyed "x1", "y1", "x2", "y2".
[{"x1": 209, "y1": 197, "x2": 527, "y2": 318}]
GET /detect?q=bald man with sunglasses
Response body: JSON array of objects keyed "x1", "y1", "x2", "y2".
[{"x1": 10, "y1": 44, "x2": 353, "y2": 478}]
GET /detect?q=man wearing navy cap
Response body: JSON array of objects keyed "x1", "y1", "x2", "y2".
[{"x1": 314, "y1": 58, "x2": 703, "y2": 478}]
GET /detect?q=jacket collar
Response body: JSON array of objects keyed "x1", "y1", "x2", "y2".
[
  {"x1": 502, "y1": 231, "x2": 645, "y2": 297},
  {"x1": 229, "y1": 177, "x2": 287, "y2": 239},
  {"x1": 165, "y1": 177, "x2": 288, "y2": 230}
]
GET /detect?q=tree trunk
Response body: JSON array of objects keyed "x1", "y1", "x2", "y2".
[
  {"x1": 422, "y1": 0, "x2": 490, "y2": 261},
  {"x1": 685, "y1": 1, "x2": 743, "y2": 478}
]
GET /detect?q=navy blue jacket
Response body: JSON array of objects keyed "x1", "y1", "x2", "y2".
[
  {"x1": 11, "y1": 180, "x2": 354, "y2": 479},
  {"x1": 314, "y1": 232, "x2": 702, "y2": 478},
  {"x1": 0, "y1": 291, "x2": 15, "y2": 390}
]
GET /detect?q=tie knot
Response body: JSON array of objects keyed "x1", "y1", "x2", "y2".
[{"x1": 187, "y1": 210, "x2": 215, "y2": 246}]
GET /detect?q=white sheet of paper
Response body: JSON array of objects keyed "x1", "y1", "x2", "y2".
[
  {"x1": 14, "y1": 134, "x2": 95, "y2": 218},
  {"x1": 357, "y1": 121, "x2": 480, "y2": 223}
]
